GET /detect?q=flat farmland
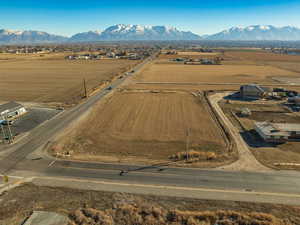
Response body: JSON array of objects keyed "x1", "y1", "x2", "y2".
[
  {"x1": 159, "y1": 52, "x2": 220, "y2": 60},
  {"x1": 52, "y1": 91, "x2": 228, "y2": 165},
  {"x1": 0, "y1": 54, "x2": 138, "y2": 103},
  {"x1": 177, "y1": 51, "x2": 221, "y2": 56},
  {"x1": 224, "y1": 50, "x2": 300, "y2": 73},
  {"x1": 135, "y1": 62, "x2": 298, "y2": 84}
]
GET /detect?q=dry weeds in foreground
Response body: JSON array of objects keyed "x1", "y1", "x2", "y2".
[{"x1": 69, "y1": 203, "x2": 289, "y2": 225}]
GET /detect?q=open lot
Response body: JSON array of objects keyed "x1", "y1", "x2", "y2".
[
  {"x1": 51, "y1": 90, "x2": 230, "y2": 165},
  {"x1": 0, "y1": 53, "x2": 138, "y2": 104},
  {"x1": 1, "y1": 183, "x2": 299, "y2": 225},
  {"x1": 220, "y1": 100, "x2": 300, "y2": 170},
  {"x1": 135, "y1": 62, "x2": 298, "y2": 84}
]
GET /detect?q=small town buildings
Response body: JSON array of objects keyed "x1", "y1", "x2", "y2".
[
  {"x1": 254, "y1": 122, "x2": 300, "y2": 142},
  {"x1": 239, "y1": 84, "x2": 271, "y2": 99},
  {"x1": 0, "y1": 101, "x2": 27, "y2": 119}
]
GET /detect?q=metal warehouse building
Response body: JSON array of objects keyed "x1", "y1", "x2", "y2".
[
  {"x1": 255, "y1": 122, "x2": 300, "y2": 143},
  {"x1": 0, "y1": 101, "x2": 27, "y2": 119},
  {"x1": 240, "y1": 84, "x2": 271, "y2": 99}
]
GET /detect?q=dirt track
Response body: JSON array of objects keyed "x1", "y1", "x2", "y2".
[{"x1": 208, "y1": 92, "x2": 270, "y2": 172}]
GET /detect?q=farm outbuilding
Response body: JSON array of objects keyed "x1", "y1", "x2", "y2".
[
  {"x1": 240, "y1": 84, "x2": 271, "y2": 99},
  {"x1": 0, "y1": 101, "x2": 26, "y2": 119},
  {"x1": 255, "y1": 122, "x2": 300, "y2": 143}
]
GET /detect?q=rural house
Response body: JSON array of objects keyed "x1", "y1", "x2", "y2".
[
  {"x1": 0, "y1": 101, "x2": 27, "y2": 119},
  {"x1": 240, "y1": 84, "x2": 271, "y2": 99},
  {"x1": 254, "y1": 122, "x2": 300, "y2": 143}
]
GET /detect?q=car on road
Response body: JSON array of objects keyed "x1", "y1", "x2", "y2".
[{"x1": 106, "y1": 86, "x2": 113, "y2": 91}]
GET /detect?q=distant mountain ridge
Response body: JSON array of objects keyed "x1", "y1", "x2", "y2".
[
  {"x1": 69, "y1": 24, "x2": 201, "y2": 41},
  {"x1": 205, "y1": 25, "x2": 300, "y2": 41},
  {"x1": 1, "y1": 24, "x2": 300, "y2": 44},
  {"x1": 0, "y1": 29, "x2": 67, "y2": 44}
]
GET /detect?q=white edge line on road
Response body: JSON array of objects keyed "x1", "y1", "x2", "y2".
[{"x1": 35, "y1": 176, "x2": 300, "y2": 199}]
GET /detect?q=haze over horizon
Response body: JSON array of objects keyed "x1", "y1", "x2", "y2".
[{"x1": 1, "y1": 0, "x2": 300, "y2": 36}]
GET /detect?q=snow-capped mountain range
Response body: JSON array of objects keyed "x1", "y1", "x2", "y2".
[
  {"x1": 69, "y1": 24, "x2": 200, "y2": 41},
  {"x1": 1, "y1": 24, "x2": 300, "y2": 44},
  {"x1": 0, "y1": 29, "x2": 67, "y2": 43},
  {"x1": 207, "y1": 25, "x2": 300, "y2": 41}
]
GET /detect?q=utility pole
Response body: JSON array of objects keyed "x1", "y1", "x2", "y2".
[{"x1": 83, "y1": 78, "x2": 87, "y2": 98}]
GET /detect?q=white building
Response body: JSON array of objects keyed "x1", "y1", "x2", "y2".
[
  {"x1": 0, "y1": 101, "x2": 27, "y2": 119},
  {"x1": 255, "y1": 122, "x2": 300, "y2": 143}
]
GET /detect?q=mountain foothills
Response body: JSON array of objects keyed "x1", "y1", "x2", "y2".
[{"x1": 1, "y1": 24, "x2": 300, "y2": 43}]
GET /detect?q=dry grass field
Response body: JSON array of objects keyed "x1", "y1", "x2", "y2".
[
  {"x1": 2, "y1": 183, "x2": 299, "y2": 225},
  {"x1": 177, "y1": 51, "x2": 221, "y2": 56},
  {"x1": 135, "y1": 63, "x2": 298, "y2": 84},
  {"x1": 0, "y1": 53, "x2": 138, "y2": 104},
  {"x1": 224, "y1": 50, "x2": 300, "y2": 63},
  {"x1": 224, "y1": 50, "x2": 300, "y2": 73},
  {"x1": 52, "y1": 90, "x2": 229, "y2": 165}
]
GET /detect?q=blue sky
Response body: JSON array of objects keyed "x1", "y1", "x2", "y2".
[{"x1": 1, "y1": 0, "x2": 300, "y2": 36}]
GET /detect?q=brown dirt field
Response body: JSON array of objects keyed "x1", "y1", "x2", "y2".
[
  {"x1": 220, "y1": 101, "x2": 300, "y2": 170},
  {"x1": 1, "y1": 183, "x2": 299, "y2": 225},
  {"x1": 159, "y1": 54, "x2": 220, "y2": 60},
  {"x1": 135, "y1": 63, "x2": 298, "y2": 84},
  {"x1": 0, "y1": 54, "x2": 138, "y2": 104},
  {"x1": 52, "y1": 91, "x2": 229, "y2": 165},
  {"x1": 177, "y1": 52, "x2": 221, "y2": 56},
  {"x1": 126, "y1": 83, "x2": 240, "y2": 92},
  {"x1": 224, "y1": 50, "x2": 300, "y2": 63},
  {"x1": 224, "y1": 51, "x2": 300, "y2": 73}
]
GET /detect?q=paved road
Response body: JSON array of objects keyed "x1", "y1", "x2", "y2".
[
  {"x1": 8, "y1": 158, "x2": 300, "y2": 205},
  {"x1": 1, "y1": 52, "x2": 300, "y2": 206}
]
